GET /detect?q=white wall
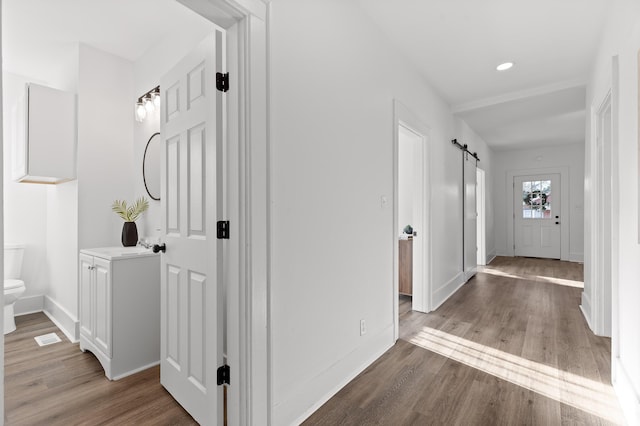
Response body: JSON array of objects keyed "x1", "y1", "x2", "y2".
[
  {"x1": 132, "y1": 18, "x2": 214, "y2": 241},
  {"x1": 77, "y1": 44, "x2": 135, "y2": 251},
  {"x1": 585, "y1": 1, "x2": 640, "y2": 423},
  {"x1": 269, "y1": 0, "x2": 491, "y2": 423},
  {"x1": 398, "y1": 126, "x2": 417, "y2": 235},
  {"x1": 493, "y1": 143, "x2": 585, "y2": 261}
]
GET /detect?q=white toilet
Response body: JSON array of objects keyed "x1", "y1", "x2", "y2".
[{"x1": 4, "y1": 244, "x2": 26, "y2": 334}]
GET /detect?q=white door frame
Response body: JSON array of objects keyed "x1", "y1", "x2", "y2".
[
  {"x1": 610, "y1": 55, "x2": 620, "y2": 370},
  {"x1": 0, "y1": 1, "x2": 5, "y2": 419},
  {"x1": 587, "y1": 60, "x2": 617, "y2": 339},
  {"x1": 506, "y1": 166, "x2": 570, "y2": 261},
  {"x1": 476, "y1": 168, "x2": 486, "y2": 266},
  {"x1": 177, "y1": 1, "x2": 270, "y2": 423},
  {"x1": 594, "y1": 90, "x2": 612, "y2": 337},
  {"x1": 392, "y1": 100, "x2": 431, "y2": 339}
]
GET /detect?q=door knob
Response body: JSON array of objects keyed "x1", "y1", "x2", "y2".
[
  {"x1": 153, "y1": 243, "x2": 166, "y2": 253},
  {"x1": 555, "y1": 221, "x2": 560, "y2": 225}
]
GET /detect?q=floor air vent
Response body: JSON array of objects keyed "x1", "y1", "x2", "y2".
[{"x1": 34, "y1": 333, "x2": 62, "y2": 347}]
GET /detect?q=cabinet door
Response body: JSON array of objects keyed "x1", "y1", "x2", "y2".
[
  {"x1": 79, "y1": 254, "x2": 94, "y2": 340},
  {"x1": 93, "y1": 257, "x2": 112, "y2": 357},
  {"x1": 25, "y1": 84, "x2": 77, "y2": 182}
]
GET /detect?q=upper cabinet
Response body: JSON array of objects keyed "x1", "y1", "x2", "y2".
[{"x1": 11, "y1": 83, "x2": 77, "y2": 184}]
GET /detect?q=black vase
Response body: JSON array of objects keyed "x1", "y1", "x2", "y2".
[{"x1": 122, "y1": 222, "x2": 138, "y2": 247}]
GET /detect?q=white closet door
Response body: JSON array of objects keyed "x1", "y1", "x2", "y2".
[{"x1": 463, "y1": 152, "x2": 477, "y2": 281}]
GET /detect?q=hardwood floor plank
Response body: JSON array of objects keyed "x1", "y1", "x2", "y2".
[
  {"x1": 4, "y1": 313, "x2": 196, "y2": 425},
  {"x1": 304, "y1": 257, "x2": 625, "y2": 425}
]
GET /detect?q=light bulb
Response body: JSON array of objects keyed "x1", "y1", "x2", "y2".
[
  {"x1": 144, "y1": 95, "x2": 154, "y2": 113},
  {"x1": 496, "y1": 62, "x2": 514, "y2": 71},
  {"x1": 153, "y1": 92, "x2": 161, "y2": 109},
  {"x1": 136, "y1": 102, "x2": 147, "y2": 121}
]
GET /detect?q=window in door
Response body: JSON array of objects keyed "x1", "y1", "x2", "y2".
[{"x1": 521, "y1": 180, "x2": 552, "y2": 219}]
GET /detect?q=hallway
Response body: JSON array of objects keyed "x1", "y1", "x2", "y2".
[{"x1": 304, "y1": 257, "x2": 623, "y2": 425}]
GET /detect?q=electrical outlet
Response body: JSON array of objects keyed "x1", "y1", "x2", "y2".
[{"x1": 360, "y1": 319, "x2": 366, "y2": 336}]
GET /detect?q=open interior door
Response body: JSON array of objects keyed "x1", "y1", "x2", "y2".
[{"x1": 159, "y1": 31, "x2": 225, "y2": 425}]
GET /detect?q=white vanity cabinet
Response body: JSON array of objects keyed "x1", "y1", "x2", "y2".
[{"x1": 79, "y1": 247, "x2": 160, "y2": 380}]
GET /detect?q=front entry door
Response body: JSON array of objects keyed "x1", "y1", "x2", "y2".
[
  {"x1": 160, "y1": 31, "x2": 225, "y2": 425},
  {"x1": 514, "y1": 174, "x2": 561, "y2": 259}
]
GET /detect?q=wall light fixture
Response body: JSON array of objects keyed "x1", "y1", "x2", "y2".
[{"x1": 135, "y1": 86, "x2": 160, "y2": 122}]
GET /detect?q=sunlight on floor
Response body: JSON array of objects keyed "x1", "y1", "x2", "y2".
[
  {"x1": 479, "y1": 268, "x2": 584, "y2": 288},
  {"x1": 536, "y1": 275, "x2": 583, "y2": 288},
  {"x1": 409, "y1": 326, "x2": 622, "y2": 424}
]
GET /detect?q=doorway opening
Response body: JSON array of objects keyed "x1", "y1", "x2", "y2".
[
  {"x1": 397, "y1": 124, "x2": 423, "y2": 318},
  {"x1": 393, "y1": 100, "x2": 431, "y2": 341}
]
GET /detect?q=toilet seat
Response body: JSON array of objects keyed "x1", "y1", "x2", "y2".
[{"x1": 4, "y1": 279, "x2": 25, "y2": 290}]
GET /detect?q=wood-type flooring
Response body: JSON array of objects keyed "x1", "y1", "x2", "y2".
[
  {"x1": 4, "y1": 313, "x2": 197, "y2": 425},
  {"x1": 304, "y1": 256, "x2": 624, "y2": 425}
]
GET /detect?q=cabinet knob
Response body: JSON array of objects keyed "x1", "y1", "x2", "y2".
[{"x1": 153, "y1": 243, "x2": 166, "y2": 253}]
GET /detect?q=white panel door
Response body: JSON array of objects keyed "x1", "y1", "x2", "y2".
[
  {"x1": 514, "y1": 174, "x2": 561, "y2": 259},
  {"x1": 160, "y1": 32, "x2": 224, "y2": 425},
  {"x1": 463, "y1": 153, "x2": 477, "y2": 280}
]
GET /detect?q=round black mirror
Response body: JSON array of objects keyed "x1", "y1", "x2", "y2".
[{"x1": 143, "y1": 132, "x2": 161, "y2": 201}]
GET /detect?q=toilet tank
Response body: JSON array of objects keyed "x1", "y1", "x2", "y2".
[{"x1": 4, "y1": 244, "x2": 25, "y2": 280}]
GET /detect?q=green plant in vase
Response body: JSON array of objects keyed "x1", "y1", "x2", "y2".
[{"x1": 112, "y1": 197, "x2": 149, "y2": 247}]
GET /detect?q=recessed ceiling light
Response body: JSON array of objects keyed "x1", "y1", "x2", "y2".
[{"x1": 496, "y1": 62, "x2": 514, "y2": 71}]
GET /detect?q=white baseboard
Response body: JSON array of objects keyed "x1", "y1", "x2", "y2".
[
  {"x1": 568, "y1": 253, "x2": 584, "y2": 263},
  {"x1": 486, "y1": 250, "x2": 497, "y2": 264},
  {"x1": 580, "y1": 292, "x2": 592, "y2": 331},
  {"x1": 14, "y1": 294, "x2": 45, "y2": 316},
  {"x1": 464, "y1": 267, "x2": 477, "y2": 283},
  {"x1": 432, "y1": 272, "x2": 465, "y2": 311},
  {"x1": 43, "y1": 295, "x2": 79, "y2": 343},
  {"x1": 613, "y1": 356, "x2": 640, "y2": 426},
  {"x1": 112, "y1": 361, "x2": 160, "y2": 381},
  {"x1": 276, "y1": 324, "x2": 394, "y2": 426}
]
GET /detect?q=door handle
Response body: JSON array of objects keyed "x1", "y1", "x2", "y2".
[
  {"x1": 555, "y1": 221, "x2": 560, "y2": 225},
  {"x1": 153, "y1": 243, "x2": 166, "y2": 253}
]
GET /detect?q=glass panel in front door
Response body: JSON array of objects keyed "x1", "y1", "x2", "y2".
[{"x1": 522, "y1": 180, "x2": 551, "y2": 219}]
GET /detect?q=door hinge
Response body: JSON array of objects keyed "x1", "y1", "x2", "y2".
[
  {"x1": 217, "y1": 221, "x2": 230, "y2": 239},
  {"x1": 217, "y1": 364, "x2": 230, "y2": 385},
  {"x1": 216, "y1": 72, "x2": 229, "y2": 92}
]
